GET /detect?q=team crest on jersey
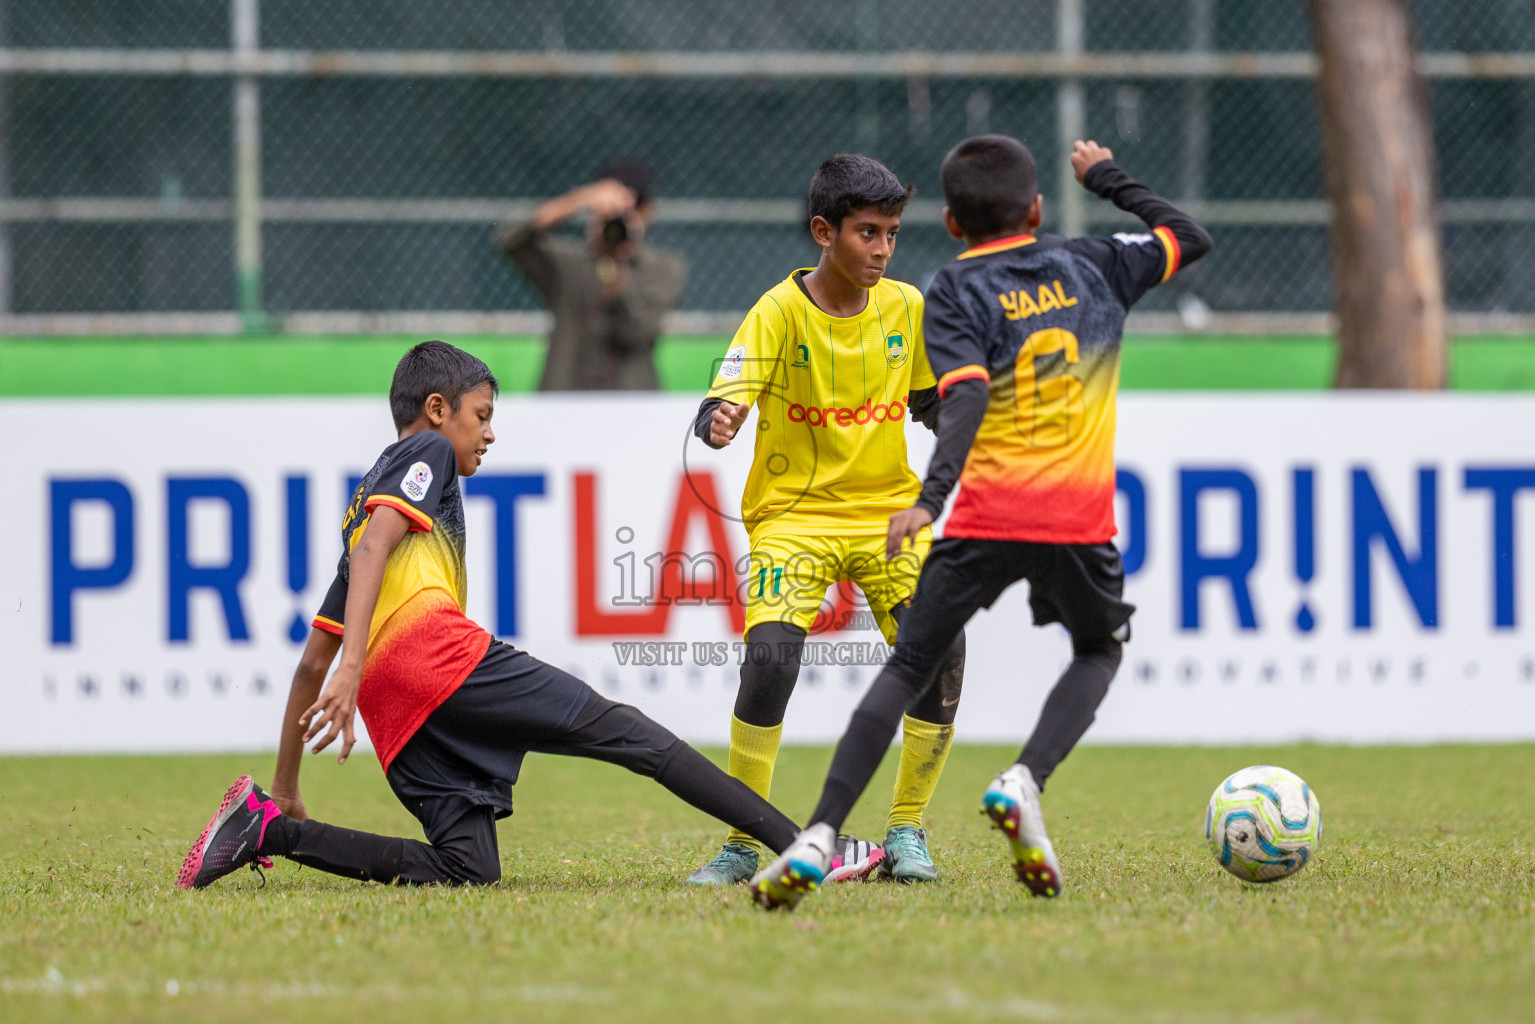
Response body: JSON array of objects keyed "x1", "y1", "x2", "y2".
[
  {"x1": 400, "y1": 461, "x2": 433, "y2": 501},
  {"x1": 885, "y1": 333, "x2": 907, "y2": 368},
  {"x1": 719, "y1": 345, "x2": 746, "y2": 380},
  {"x1": 791, "y1": 343, "x2": 810, "y2": 369}
]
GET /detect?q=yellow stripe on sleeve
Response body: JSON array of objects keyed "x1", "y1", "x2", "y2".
[
  {"x1": 364, "y1": 494, "x2": 435, "y2": 532},
  {"x1": 1154, "y1": 226, "x2": 1182, "y2": 282},
  {"x1": 937, "y1": 364, "x2": 991, "y2": 398}
]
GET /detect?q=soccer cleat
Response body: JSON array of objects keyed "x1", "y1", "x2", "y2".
[
  {"x1": 982, "y1": 765, "x2": 1063, "y2": 898},
  {"x1": 176, "y1": 775, "x2": 283, "y2": 890},
  {"x1": 879, "y1": 825, "x2": 939, "y2": 883},
  {"x1": 824, "y1": 835, "x2": 885, "y2": 883},
  {"x1": 685, "y1": 842, "x2": 760, "y2": 885},
  {"x1": 749, "y1": 822, "x2": 836, "y2": 911}
]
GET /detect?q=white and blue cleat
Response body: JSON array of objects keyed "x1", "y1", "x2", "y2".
[
  {"x1": 749, "y1": 823, "x2": 837, "y2": 910},
  {"x1": 982, "y1": 765, "x2": 1063, "y2": 898}
]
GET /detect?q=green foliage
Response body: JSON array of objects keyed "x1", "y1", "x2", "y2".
[{"x1": 1, "y1": 745, "x2": 1532, "y2": 1023}]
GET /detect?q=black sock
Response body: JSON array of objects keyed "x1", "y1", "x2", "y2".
[
  {"x1": 809, "y1": 665, "x2": 928, "y2": 831},
  {"x1": 262, "y1": 817, "x2": 413, "y2": 883},
  {"x1": 732, "y1": 622, "x2": 806, "y2": 727},
  {"x1": 654, "y1": 742, "x2": 800, "y2": 853},
  {"x1": 1016, "y1": 640, "x2": 1122, "y2": 790},
  {"x1": 906, "y1": 629, "x2": 966, "y2": 726}
]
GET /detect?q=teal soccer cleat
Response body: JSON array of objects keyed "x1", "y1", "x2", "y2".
[
  {"x1": 685, "y1": 843, "x2": 759, "y2": 885},
  {"x1": 879, "y1": 825, "x2": 939, "y2": 882}
]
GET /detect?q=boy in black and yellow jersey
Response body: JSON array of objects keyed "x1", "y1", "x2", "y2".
[
  {"x1": 178, "y1": 341, "x2": 807, "y2": 890},
  {"x1": 751, "y1": 137, "x2": 1212, "y2": 910},
  {"x1": 686, "y1": 155, "x2": 967, "y2": 886}
]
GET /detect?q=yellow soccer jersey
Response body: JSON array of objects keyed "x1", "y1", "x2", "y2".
[{"x1": 706, "y1": 270, "x2": 935, "y2": 537}]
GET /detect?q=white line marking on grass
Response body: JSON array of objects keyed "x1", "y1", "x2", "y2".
[{"x1": 0, "y1": 969, "x2": 613, "y2": 1005}]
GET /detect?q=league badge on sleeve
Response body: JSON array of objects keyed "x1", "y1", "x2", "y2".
[
  {"x1": 719, "y1": 345, "x2": 746, "y2": 380},
  {"x1": 400, "y1": 461, "x2": 434, "y2": 502}
]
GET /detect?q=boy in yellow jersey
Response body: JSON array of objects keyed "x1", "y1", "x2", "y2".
[{"x1": 685, "y1": 155, "x2": 966, "y2": 886}]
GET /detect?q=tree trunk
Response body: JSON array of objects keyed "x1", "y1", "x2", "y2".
[{"x1": 1309, "y1": 0, "x2": 1446, "y2": 388}]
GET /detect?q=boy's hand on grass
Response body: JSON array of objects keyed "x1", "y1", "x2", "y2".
[
  {"x1": 886, "y1": 506, "x2": 934, "y2": 560},
  {"x1": 301, "y1": 667, "x2": 362, "y2": 764},
  {"x1": 710, "y1": 402, "x2": 750, "y2": 446},
  {"x1": 1071, "y1": 139, "x2": 1114, "y2": 184},
  {"x1": 270, "y1": 790, "x2": 308, "y2": 820}
]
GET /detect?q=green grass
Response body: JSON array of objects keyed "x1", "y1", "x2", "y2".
[
  {"x1": 5, "y1": 333, "x2": 1535, "y2": 395},
  {"x1": 2, "y1": 745, "x2": 1533, "y2": 1024}
]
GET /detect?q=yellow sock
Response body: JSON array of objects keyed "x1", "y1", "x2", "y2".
[
  {"x1": 724, "y1": 715, "x2": 783, "y2": 852},
  {"x1": 887, "y1": 714, "x2": 955, "y2": 832}
]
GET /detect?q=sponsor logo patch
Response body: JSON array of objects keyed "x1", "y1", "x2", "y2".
[
  {"x1": 1113, "y1": 231, "x2": 1155, "y2": 246},
  {"x1": 400, "y1": 461, "x2": 433, "y2": 501},
  {"x1": 788, "y1": 395, "x2": 908, "y2": 428},
  {"x1": 719, "y1": 345, "x2": 746, "y2": 380}
]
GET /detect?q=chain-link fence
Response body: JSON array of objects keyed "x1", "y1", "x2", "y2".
[{"x1": 2, "y1": 0, "x2": 1535, "y2": 332}]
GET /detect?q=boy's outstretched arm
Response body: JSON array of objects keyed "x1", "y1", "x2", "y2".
[
  {"x1": 886, "y1": 378, "x2": 988, "y2": 558},
  {"x1": 270, "y1": 626, "x2": 342, "y2": 818},
  {"x1": 1072, "y1": 140, "x2": 1213, "y2": 266},
  {"x1": 301, "y1": 506, "x2": 411, "y2": 764}
]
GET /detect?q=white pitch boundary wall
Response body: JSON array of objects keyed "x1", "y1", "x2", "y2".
[{"x1": 2, "y1": 394, "x2": 1534, "y2": 753}]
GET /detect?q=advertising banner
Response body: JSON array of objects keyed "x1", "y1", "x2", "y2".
[{"x1": 3, "y1": 394, "x2": 1533, "y2": 753}]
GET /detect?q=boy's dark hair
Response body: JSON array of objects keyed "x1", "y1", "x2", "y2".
[
  {"x1": 596, "y1": 160, "x2": 655, "y2": 206},
  {"x1": 389, "y1": 340, "x2": 500, "y2": 431},
  {"x1": 807, "y1": 154, "x2": 915, "y2": 230},
  {"x1": 940, "y1": 135, "x2": 1038, "y2": 238}
]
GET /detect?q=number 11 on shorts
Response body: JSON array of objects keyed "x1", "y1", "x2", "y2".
[{"x1": 755, "y1": 567, "x2": 784, "y2": 597}]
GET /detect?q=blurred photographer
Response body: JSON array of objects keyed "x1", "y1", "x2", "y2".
[{"x1": 497, "y1": 163, "x2": 686, "y2": 391}]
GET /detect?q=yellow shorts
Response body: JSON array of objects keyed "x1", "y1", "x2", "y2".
[{"x1": 742, "y1": 528, "x2": 932, "y2": 643}]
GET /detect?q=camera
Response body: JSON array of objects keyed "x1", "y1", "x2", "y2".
[{"x1": 600, "y1": 217, "x2": 630, "y2": 246}]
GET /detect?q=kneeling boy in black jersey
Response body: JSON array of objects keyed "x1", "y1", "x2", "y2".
[{"x1": 178, "y1": 340, "x2": 802, "y2": 889}]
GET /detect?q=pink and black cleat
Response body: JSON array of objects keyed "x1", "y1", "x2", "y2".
[
  {"x1": 824, "y1": 835, "x2": 886, "y2": 883},
  {"x1": 176, "y1": 775, "x2": 283, "y2": 889}
]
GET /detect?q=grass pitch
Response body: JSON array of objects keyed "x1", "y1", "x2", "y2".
[{"x1": 1, "y1": 744, "x2": 1532, "y2": 1024}]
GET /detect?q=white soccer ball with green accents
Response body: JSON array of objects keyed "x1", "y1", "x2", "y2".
[{"x1": 1205, "y1": 765, "x2": 1321, "y2": 882}]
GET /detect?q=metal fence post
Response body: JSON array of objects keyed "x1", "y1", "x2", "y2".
[
  {"x1": 1183, "y1": 0, "x2": 1213, "y2": 202},
  {"x1": 232, "y1": 0, "x2": 263, "y2": 332},
  {"x1": 0, "y1": 0, "x2": 10, "y2": 317},
  {"x1": 1056, "y1": 0, "x2": 1086, "y2": 238}
]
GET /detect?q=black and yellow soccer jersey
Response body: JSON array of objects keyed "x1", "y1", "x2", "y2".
[
  {"x1": 915, "y1": 160, "x2": 1212, "y2": 544},
  {"x1": 312, "y1": 429, "x2": 491, "y2": 771},
  {"x1": 704, "y1": 270, "x2": 935, "y2": 537}
]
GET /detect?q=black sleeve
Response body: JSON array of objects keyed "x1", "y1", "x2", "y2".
[
  {"x1": 914, "y1": 378, "x2": 989, "y2": 518},
  {"x1": 1073, "y1": 161, "x2": 1214, "y2": 309},
  {"x1": 312, "y1": 572, "x2": 348, "y2": 632},
  {"x1": 907, "y1": 387, "x2": 940, "y2": 432},
  {"x1": 693, "y1": 396, "x2": 726, "y2": 449},
  {"x1": 1083, "y1": 161, "x2": 1212, "y2": 262},
  {"x1": 363, "y1": 431, "x2": 457, "y2": 531}
]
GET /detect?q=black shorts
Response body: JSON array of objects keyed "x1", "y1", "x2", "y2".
[
  {"x1": 385, "y1": 640, "x2": 593, "y2": 842},
  {"x1": 888, "y1": 537, "x2": 1135, "y2": 679}
]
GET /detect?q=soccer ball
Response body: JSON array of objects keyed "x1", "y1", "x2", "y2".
[{"x1": 1205, "y1": 765, "x2": 1322, "y2": 882}]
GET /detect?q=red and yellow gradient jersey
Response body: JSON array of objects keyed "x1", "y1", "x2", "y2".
[
  {"x1": 313, "y1": 430, "x2": 491, "y2": 771},
  {"x1": 705, "y1": 270, "x2": 936, "y2": 539},
  {"x1": 924, "y1": 228, "x2": 1183, "y2": 543}
]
